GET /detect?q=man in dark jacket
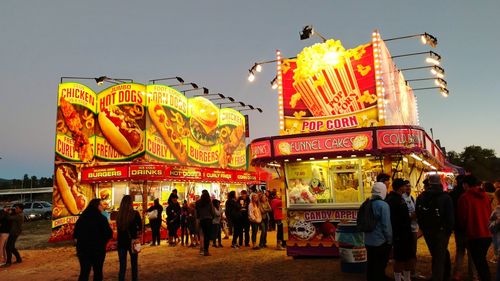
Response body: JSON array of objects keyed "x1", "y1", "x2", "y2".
[
  {"x1": 458, "y1": 175, "x2": 492, "y2": 281},
  {"x1": 386, "y1": 179, "x2": 413, "y2": 281},
  {"x1": 74, "y1": 199, "x2": 113, "y2": 281},
  {"x1": 4, "y1": 204, "x2": 24, "y2": 266},
  {"x1": 416, "y1": 174, "x2": 454, "y2": 281},
  {"x1": 166, "y1": 194, "x2": 181, "y2": 246},
  {"x1": 226, "y1": 191, "x2": 242, "y2": 248}
]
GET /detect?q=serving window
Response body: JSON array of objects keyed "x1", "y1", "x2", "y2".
[{"x1": 285, "y1": 158, "x2": 380, "y2": 209}]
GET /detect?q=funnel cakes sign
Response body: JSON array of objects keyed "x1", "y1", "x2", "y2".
[
  {"x1": 273, "y1": 131, "x2": 373, "y2": 157},
  {"x1": 280, "y1": 39, "x2": 378, "y2": 135}
]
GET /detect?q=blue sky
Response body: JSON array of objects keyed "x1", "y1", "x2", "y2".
[{"x1": 0, "y1": 0, "x2": 498, "y2": 178}]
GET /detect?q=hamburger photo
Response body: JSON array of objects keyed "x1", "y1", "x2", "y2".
[{"x1": 189, "y1": 97, "x2": 219, "y2": 146}]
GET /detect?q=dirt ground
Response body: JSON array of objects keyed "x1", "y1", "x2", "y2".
[{"x1": 0, "y1": 221, "x2": 496, "y2": 281}]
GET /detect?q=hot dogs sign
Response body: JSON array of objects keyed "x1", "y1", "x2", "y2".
[{"x1": 55, "y1": 82, "x2": 247, "y2": 167}]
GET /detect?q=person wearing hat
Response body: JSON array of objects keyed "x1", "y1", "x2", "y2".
[
  {"x1": 416, "y1": 174, "x2": 454, "y2": 281},
  {"x1": 386, "y1": 179, "x2": 413, "y2": 281},
  {"x1": 364, "y1": 181, "x2": 392, "y2": 281},
  {"x1": 458, "y1": 175, "x2": 492, "y2": 281}
]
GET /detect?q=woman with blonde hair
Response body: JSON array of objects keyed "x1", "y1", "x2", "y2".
[
  {"x1": 116, "y1": 195, "x2": 142, "y2": 281},
  {"x1": 248, "y1": 193, "x2": 262, "y2": 250},
  {"x1": 259, "y1": 194, "x2": 272, "y2": 248}
]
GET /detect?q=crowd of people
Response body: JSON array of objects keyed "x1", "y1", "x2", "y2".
[
  {"x1": 364, "y1": 173, "x2": 500, "y2": 281},
  {"x1": 72, "y1": 188, "x2": 286, "y2": 281}
]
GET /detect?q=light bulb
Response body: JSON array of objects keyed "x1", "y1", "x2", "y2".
[
  {"x1": 248, "y1": 73, "x2": 255, "y2": 82},
  {"x1": 256, "y1": 64, "x2": 262, "y2": 72}
]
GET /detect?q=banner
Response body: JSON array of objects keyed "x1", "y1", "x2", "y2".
[
  {"x1": 55, "y1": 83, "x2": 97, "y2": 162},
  {"x1": 50, "y1": 163, "x2": 93, "y2": 242},
  {"x1": 145, "y1": 84, "x2": 189, "y2": 164},
  {"x1": 281, "y1": 40, "x2": 378, "y2": 135},
  {"x1": 95, "y1": 83, "x2": 147, "y2": 161},
  {"x1": 219, "y1": 108, "x2": 246, "y2": 169}
]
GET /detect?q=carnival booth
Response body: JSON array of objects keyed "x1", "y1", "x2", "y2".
[
  {"x1": 51, "y1": 82, "x2": 258, "y2": 245},
  {"x1": 249, "y1": 31, "x2": 446, "y2": 257}
]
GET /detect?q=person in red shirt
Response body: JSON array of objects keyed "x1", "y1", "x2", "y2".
[
  {"x1": 458, "y1": 175, "x2": 492, "y2": 281},
  {"x1": 270, "y1": 191, "x2": 286, "y2": 250}
]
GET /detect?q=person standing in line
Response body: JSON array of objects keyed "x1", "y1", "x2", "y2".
[
  {"x1": 248, "y1": 193, "x2": 262, "y2": 250},
  {"x1": 449, "y1": 175, "x2": 477, "y2": 281},
  {"x1": 259, "y1": 194, "x2": 272, "y2": 248},
  {"x1": 211, "y1": 199, "x2": 222, "y2": 248},
  {"x1": 146, "y1": 198, "x2": 163, "y2": 246},
  {"x1": 271, "y1": 191, "x2": 286, "y2": 250},
  {"x1": 3, "y1": 203, "x2": 24, "y2": 267},
  {"x1": 402, "y1": 180, "x2": 423, "y2": 279},
  {"x1": 416, "y1": 174, "x2": 454, "y2": 281},
  {"x1": 180, "y1": 200, "x2": 189, "y2": 246},
  {"x1": 196, "y1": 190, "x2": 214, "y2": 256},
  {"x1": 186, "y1": 202, "x2": 198, "y2": 247},
  {"x1": 0, "y1": 206, "x2": 10, "y2": 266},
  {"x1": 238, "y1": 190, "x2": 251, "y2": 247},
  {"x1": 489, "y1": 189, "x2": 500, "y2": 281},
  {"x1": 166, "y1": 194, "x2": 181, "y2": 246},
  {"x1": 458, "y1": 175, "x2": 492, "y2": 281},
  {"x1": 73, "y1": 199, "x2": 113, "y2": 281},
  {"x1": 226, "y1": 191, "x2": 242, "y2": 249},
  {"x1": 364, "y1": 182, "x2": 392, "y2": 281},
  {"x1": 386, "y1": 179, "x2": 413, "y2": 281},
  {"x1": 116, "y1": 195, "x2": 142, "y2": 281}
]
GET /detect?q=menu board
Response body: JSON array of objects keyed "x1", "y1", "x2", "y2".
[
  {"x1": 95, "y1": 83, "x2": 147, "y2": 161},
  {"x1": 280, "y1": 40, "x2": 378, "y2": 135},
  {"x1": 55, "y1": 83, "x2": 97, "y2": 162}
]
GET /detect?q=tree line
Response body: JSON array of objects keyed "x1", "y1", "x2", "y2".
[
  {"x1": 0, "y1": 174, "x2": 54, "y2": 189},
  {"x1": 447, "y1": 145, "x2": 500, "y2": 181}
]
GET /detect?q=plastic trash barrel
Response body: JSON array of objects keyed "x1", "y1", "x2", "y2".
[{"x1": 335, "y1": 224, "x2": 367, "y2": 273}]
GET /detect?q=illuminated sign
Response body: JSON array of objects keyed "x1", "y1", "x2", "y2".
[
  {"x1": 130, "y1": 164, "x2": 165, "y2": 180},
  {"x1": 81, "y1": 165, "x2": 129, "y2": 182},
  {"x1": 376, "y1": 129, "x2": 424, "y2": 149},
  {"x1": 55, "y1": 83, "x2": 97, "y2": 162},
  {"x1": 250, "y1": 140, "x2": 272, "y2": 159},
  {"x1": 274, "y1": 131, "x2": 373, "y2": 157},
  {"x1": 280, "y1": 40, "x2": 378, "y2": 135}
]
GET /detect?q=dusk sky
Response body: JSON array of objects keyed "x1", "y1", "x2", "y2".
[{"x1": 0, "y1": 0, "x2": 499, "y2": 179}]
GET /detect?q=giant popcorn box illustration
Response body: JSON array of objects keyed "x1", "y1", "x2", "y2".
[{"x1": 293, "y1": 40, "x2": 367, "y2": 117}]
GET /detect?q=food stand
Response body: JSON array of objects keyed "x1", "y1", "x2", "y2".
[
  {"x1": 249, "y1": 31, "x2": 446, "y2": 257},
  {"x1": 50, "y1": 81, "x2": 258, "y2": 244}
]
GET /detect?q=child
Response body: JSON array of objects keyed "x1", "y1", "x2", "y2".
[
  {"x1": 212, "y1": 200, "x2": 222, "y2": 248},
  {"x1": 187, "y1": 202, "x2": 198, "y2": 247},
  {"x1": 180, "y1": 200, "x2": 189, "y2": 246}
]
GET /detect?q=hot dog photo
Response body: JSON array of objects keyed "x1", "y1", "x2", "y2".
[
  {"x1": 95, "y1": 83, "x2": 147, "y2": 161},
  {"x1": 52, "y1": 164, "x2": 92, "y2": 219}
]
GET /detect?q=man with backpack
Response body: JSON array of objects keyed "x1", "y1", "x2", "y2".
[
  {"x1": 361, "y1": 181, "x2": 392, "y2": 281},
  {"x1": 416, "y1": 174, "x2": 454, "y2": 281}
]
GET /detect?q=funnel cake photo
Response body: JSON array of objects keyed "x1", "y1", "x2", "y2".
[{"x1": 293, "y1": 39, "x2": 366, "y2": 117}]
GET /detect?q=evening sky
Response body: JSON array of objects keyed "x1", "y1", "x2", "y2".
[{"x1": 0, "y1": 0, "x2": 498, "y2": 178}]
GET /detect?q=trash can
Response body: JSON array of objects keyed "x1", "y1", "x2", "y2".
[{"x1": 335, "y1": 224, "x2": 367, "y2": 273}]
